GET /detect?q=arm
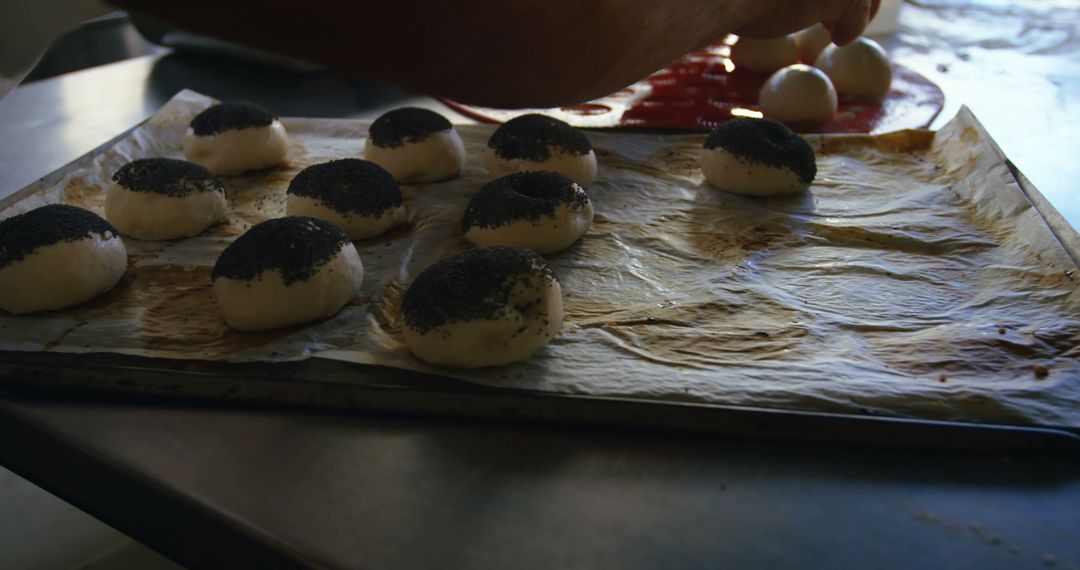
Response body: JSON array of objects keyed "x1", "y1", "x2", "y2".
[{"x1": 111, "y1": 0, "x2": 878, "y2": 108}]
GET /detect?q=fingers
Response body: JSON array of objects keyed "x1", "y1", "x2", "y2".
[{"x1": 824, "y1": 0, "x2": 873, "y2": 45}]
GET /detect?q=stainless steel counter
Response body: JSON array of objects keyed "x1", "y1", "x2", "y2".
[{"x1": 2, "y1": 2, "x2": 1079, "y2": 568}]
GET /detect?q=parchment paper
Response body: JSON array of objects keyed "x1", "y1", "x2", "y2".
[{"x1": 2, "y1": 90, "x2": 1077, "y2": 427}]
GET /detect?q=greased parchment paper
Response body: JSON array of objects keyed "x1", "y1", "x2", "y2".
[{"x1": 2, "y1": 90, "x2": 1078, "y2": 427}]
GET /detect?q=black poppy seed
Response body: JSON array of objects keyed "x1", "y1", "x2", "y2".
[
  {"x1": 112, "y1": 158, "x2": 224, "y2": 197},
  {"x1": 402, "y1": 246, "x2": 558, "y2": 334},
  {"x1": 287, "y1": 159, "x2": 403, "y2": 217},
  {"x1": 0, "y1": 204, "x2": 119, "y2": 270},
  {"x1": 488, "y1": 114, "x2": 593, "y2": 162},
  {"x1": 461, "y1": 171, "x2": 590, "y2": 232},
  {"x1": 190, "y1": 101, "x2": 276, "y2": 137},
  {"x1": 369, "y1": 107, "x2": 453, "y2": 149},
  {"x1": 211, "y1": 216, "x2": 350, "y2": 286},
  {"x1": 703, "y1": 117, "x2": 816, "y2": 184}
]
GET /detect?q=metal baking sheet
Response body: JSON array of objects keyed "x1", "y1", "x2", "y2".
[{"x1": 1, "y1": 90, "x2": 1078, "y2": 441}]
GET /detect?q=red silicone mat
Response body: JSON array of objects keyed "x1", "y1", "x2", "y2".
[{"x1": 443, "y1": 39, "x2": 945, "y2": 133}]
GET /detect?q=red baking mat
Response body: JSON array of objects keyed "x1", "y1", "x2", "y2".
[{"x1": 443, "y1": 39, "x2": 944, "y2": 133}]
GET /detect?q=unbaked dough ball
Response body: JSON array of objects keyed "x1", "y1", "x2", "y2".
[
  {"x1": 462, "y1": 171, "x2": 593, "y2": 254},
  {"x1": 401, "y1": 245, "x2": 562, "y2": 368},
  {"x1": 759, "y1": 64, "x2": 838, "y2": 124},
  {"x1": 794, "y1": 24, "x2": 832, "y2": 64},
  {"x1": 0, "y1": 204, "x2": 127, "y2": 314},
  {"x1": 183, "y1": 101, "x2": 288, "y2": 175},
  {"x1": 815, "y1": 37, "x2": 893, "y2": 98},
  {"x1": 729, "y1": 35, "x2": 798, "y2": 73},
  {"x1": 105, "y1": 158, "x2": 229, "y2": 240},
  {"x1": 211, "y1": 217, "x2": 364, "y2": 331},
  {"x1": 485, "y1": 114, "x2": 597, "y2": 187},
  {"x1": 364, "y1": 107, "x2": 465, "y2": 183},
  {"x1": 700, "y1": 117, "x2": 816, "y2": 196},
  {"x1": 285, "y1": 159, "x2": 406, "y2": 240}
]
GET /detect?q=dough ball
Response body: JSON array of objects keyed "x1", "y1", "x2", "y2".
[
  {"x1": 794, "y1": 24, "x2": 832, "y2": 64},
  {"x1": 462, "y1": 171, "x2": 593, "y2": 254},
  {"x1": 402, "y1": 245, "x2": 562, "y2": 368},
  {"x1": 759, "y1": 64, "x2": 838, "y2": 125},
  {"x1": 0, "y1": 204, "x2": 127, "y2": 314},
  {"x1": 285, "y1": 159, "x2": 406, "y2": 240},
  {"x1": 211, "y1": 217, "x2": 364, "y2": 331},
  {"x1": 815, "y1": 37, "x2": 893, "y2": 98},
  {"x1": 729, "y1": 35, "x2": 798, "y2": 73},
  {"x1": 106, "y1": 158, "x2": 229, "y2": 240},
  {"x1": 485, "y1": 114, "x2": 597, "y2": 187},
  {"x1": 364, "y1": 107, "x2": 465, "y2": 183},
  {"x1": 701, "y1": 117, "x2": 816, "y2": 196},
  {"x1": 183, "y1": 101, "x2": 288, "y2": 175}
]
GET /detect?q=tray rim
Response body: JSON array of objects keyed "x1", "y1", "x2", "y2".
[{"x1": 2, "y1": 350, "x2": 1078, "y2": 452}]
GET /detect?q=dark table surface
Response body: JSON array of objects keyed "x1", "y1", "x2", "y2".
[{"x1": 2, "y1": 2, "x2": 1080, "y2": 568}]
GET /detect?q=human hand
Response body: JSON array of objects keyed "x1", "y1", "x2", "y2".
[
  {"x1": 733, "y1": 0, "x2": 882, "y2": 44},
  {"x1": 107, "y1": 0, "x2": 884, "y2": 108}
]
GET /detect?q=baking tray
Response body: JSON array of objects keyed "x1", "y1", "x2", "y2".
[{"x1": 0, "y1": 114, "x2": 1077, "y2": 453}]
